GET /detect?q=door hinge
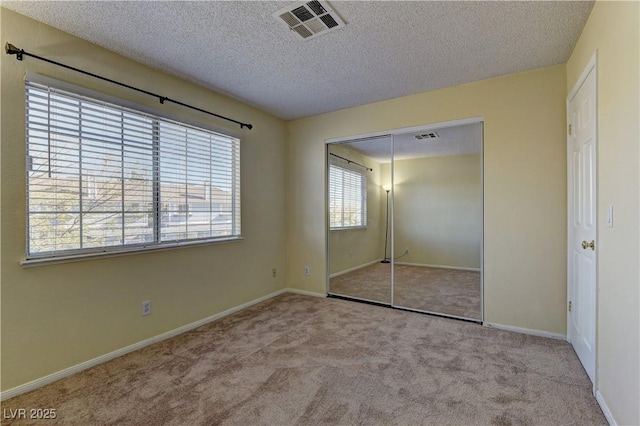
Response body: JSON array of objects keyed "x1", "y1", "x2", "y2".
[
  {"x1": 568, "y1": 124, "x2": 572, "y2": 135},
  {"x1": 568, "y1": 301, "x2": 572, "y2": 312}
]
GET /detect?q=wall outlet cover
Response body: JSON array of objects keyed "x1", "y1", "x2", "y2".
[{"x1": 142, "y1": 301, "x2": 151, "y2": 316}]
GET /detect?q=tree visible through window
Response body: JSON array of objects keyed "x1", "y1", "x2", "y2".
[
  {"x1": 26, "y1": 82, "x2": 241, "y2": 258},
  {"x1": 329, "y1": 164, "x2": 367, "y2": 229}
]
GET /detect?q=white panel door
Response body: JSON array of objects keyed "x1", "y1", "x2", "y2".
[{"x1": 568, "y1": 65, "x2": 597, "y2": 384}]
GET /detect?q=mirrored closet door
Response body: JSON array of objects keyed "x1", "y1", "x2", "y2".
[
  {"x1": 392, "y1": 123, "x2": 483, "y2": 320},
  {"x1": 327, "y1": 120, "x2": 483, "y2": 322},
  {"x1": 327, "y1": 137, "x2": 392, "y2": 305}
]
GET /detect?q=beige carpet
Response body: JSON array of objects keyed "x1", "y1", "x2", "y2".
[
  {"x1": 3, "y1": 294, "x2": 605, "y2": 425},
  {"x1": 330, "y1": 263, "x2": 481, "y2": 319}
]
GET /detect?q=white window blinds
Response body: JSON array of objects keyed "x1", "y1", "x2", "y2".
[
  {"x1": 26, "y1": 81, "x2": 241, "y2": 258},
  {"x1": 329, "y1": 164, "x2": 367, "y2": 229}
]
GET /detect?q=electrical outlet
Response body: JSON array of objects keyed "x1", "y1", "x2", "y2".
[
  {"x1": 142, "y1": 300, "x2": 151, "y2": 316},
  {"x1": 348, "y1": 250, "x2": 353, "y2": 260},
  {"x1": 304, "y1": 266, "x2": 310, "y2": 276},
  {"x1": 404, "y1": 247, "x2": 409, "y2": 254},
  {"x1": 272, "y1": 268, "x2": 277, "y2": 278}
]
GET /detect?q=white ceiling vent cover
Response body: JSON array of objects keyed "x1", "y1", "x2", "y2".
[
  {"x1": 273, "y1": 1, "x2": 346, "y2": 40},
  {"x1": 414, "y1": 132, "x2": 440, "y2": 140}
]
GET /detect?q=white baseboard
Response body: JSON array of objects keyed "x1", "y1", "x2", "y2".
[
  {"x1": 395, "y1": 262, "x2": 481, "y2": 272},
  {"x1": 595, "y1": 390, "x2": 617, "y2": 426},
  {"x1": 483, "y1": 322, "x2": 566, "y2": 340},
  {"x1": 286, "y1": 288, "x2": 327, "y2": 298},
  {"x1": 330, "y1": 259, "x2": 381, "y2": 278},
  {"x1": 1, "y1": 288, "x2": 319, "y2": 401}
]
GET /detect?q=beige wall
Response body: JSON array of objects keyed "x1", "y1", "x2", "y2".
[
  {"x1": 1, "y1": 9, "x2": 287, "y2": 391},
  {"x1": 385, "y1": 154, "x2": 482, "y2": 269},
  {"x1": 5, "y1": 5, "x2": 637, "y2": 421},
  {"x1": 328, "y1": 144, "x2": 384, "y2": 275},
  {"x1": 286, "y1": 64, "x2": 568, "y2": 334},
  {"x1": 566, "y1": 2, "x2": 640, "y2": 424}
]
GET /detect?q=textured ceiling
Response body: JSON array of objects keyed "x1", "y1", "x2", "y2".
[{"x1": 3, "y1": 1, "x2": 594, "y2": 120}]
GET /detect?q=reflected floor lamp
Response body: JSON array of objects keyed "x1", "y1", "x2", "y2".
[{"x1": 381, "y1": 185, "x2": 391, "y2": 263}]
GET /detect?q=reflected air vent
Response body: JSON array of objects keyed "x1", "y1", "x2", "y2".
[
  {"x1": 414, "y1": 132, "x2": 440, "y2": 140},
  {"x1": 273, "y1": 1, "x2": 346, "y2": 40}
]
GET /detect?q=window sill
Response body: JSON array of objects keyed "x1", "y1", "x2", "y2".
[
  {"x1": 21, "y1": 237, "x2": 244, "y2": 268},
  {"x1": 330, "y1": 226, "x2": 367, "y2": 231}
]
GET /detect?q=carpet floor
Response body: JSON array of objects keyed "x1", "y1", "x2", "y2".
[
  {"x1": 330, "y1": 263, "x2": 481, "y2": 319},
  {"x1": 2, "y1": 294, "x2": 605, "y2": 425}
]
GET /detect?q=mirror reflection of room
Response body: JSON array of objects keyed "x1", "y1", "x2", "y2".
[
  {"x1": 328, "y1": 122, "x2": 483, "y2": 321},
  {"x1": 391, "y1": 123, "x2": 482, "y2": 319},
  {"x1": 328, "y1": 138, "x2": 391, "y2": 305}
]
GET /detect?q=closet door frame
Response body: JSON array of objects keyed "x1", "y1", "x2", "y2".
[{"x1": 325, "y1": 116, "x2": 484, "y2": 322}]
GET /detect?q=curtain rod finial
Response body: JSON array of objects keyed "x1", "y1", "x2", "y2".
[
  {"x1": 5, "y1": 42, "x2": 19, "y2": 53},
  {"x1": 5, "y1": 43, "x2": 23, "y2": 60}
]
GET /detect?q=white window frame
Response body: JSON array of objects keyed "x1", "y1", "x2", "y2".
[
  {"x1": 22, "y1": 74, "x2": 242, "y2": 266},
  {"x1": 329, "y1": 164, "x2": 367, "y2": 230}
]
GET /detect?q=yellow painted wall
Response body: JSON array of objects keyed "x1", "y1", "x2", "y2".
[
  {"x1": 386, "y1": 154, "x2": 482, "y2": 269},
  {"x1": 5, "y1": 6, "x2": 636, "y2": 421},
  {"x1": 286, "y1": 64, "x2": 568, "y2": 334},
  {"x1": 566, "y1": 2, "x2": 640, "y2": 424},
  {"x1": 328, "y1": 144, "x2": 384, "y2": 275},
  {"x1": 0, "y1": 9, "x2": 287, "y2": 391}
]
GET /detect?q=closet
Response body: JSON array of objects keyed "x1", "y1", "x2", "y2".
[{"x1": 327, "y1": 120, "x2": 483, "y2": 321}]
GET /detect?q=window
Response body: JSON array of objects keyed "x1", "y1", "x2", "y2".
[
  {"x1": 26, "y1": 82, "x2": 241, "y2": 259},
  {"x1": 329, "y1": 164, "x2": 367, "y2": 229}
]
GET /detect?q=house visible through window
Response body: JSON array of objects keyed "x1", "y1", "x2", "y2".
[
  {"x1": 329, "y1": 164, "x2": 367, "y2": 229},
  {"x1": 26, "y1": 81, "x2": 241, "y2": 259}
]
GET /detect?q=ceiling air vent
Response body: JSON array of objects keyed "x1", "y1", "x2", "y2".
[
  {"x1": 273, "y1": 1, "x2": 346, "y2": 40},
  {"x1": 414, "y1": 132, "x2": 440, "y2": 140}
]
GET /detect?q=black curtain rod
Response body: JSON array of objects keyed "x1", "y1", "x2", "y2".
[
  {"x1": 5, "y1": 43, "x2": 253, "y2": 130},
  {"x1": 329, "y1": 153, "x2": 373, "y2": 171}
]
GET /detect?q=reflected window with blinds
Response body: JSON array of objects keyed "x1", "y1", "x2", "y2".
[
  {"x1": 25, "y1": 81, "x2": 241, "y2": 259},
  {"x1": 329, "y1": 164, "x2": 367, "y2": 229}
]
